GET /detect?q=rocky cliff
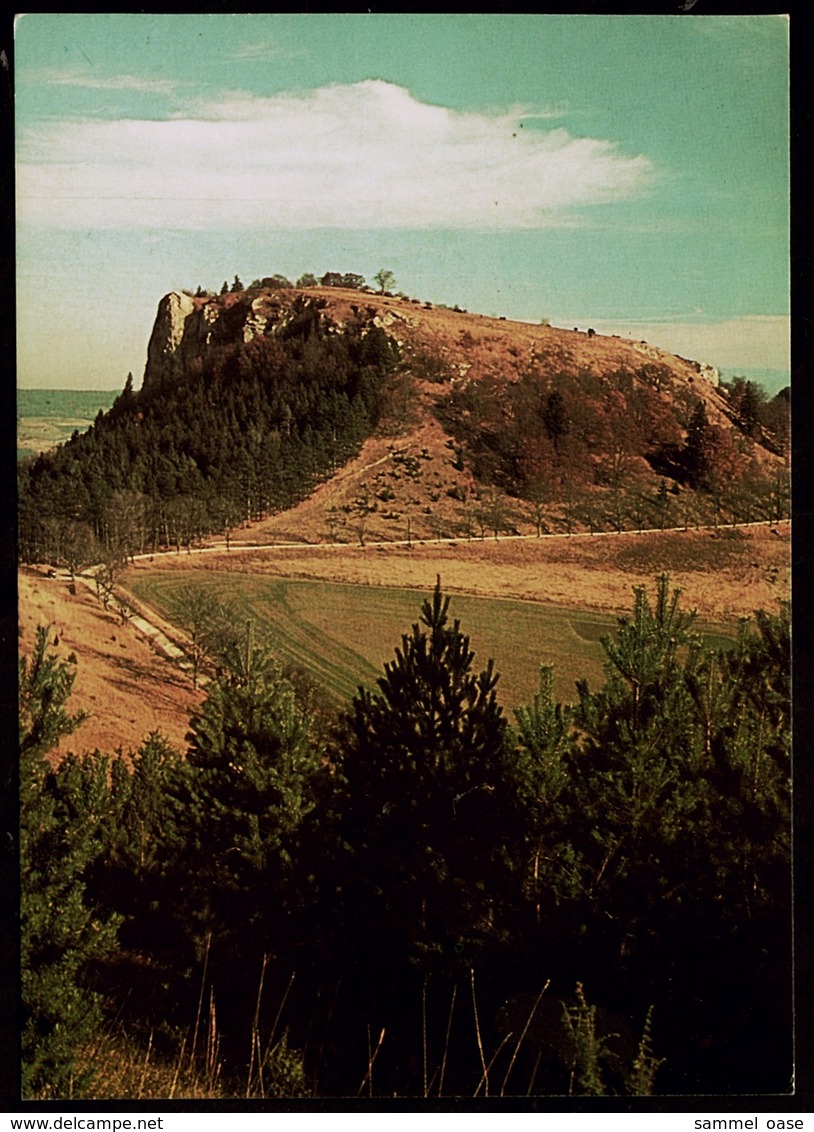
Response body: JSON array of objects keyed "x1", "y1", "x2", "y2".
[
  {"x1": 142, "y1": 288, "x2": 339, "y2": 390},
  {"x1": 142, "y1": 284, "x2": 727, "y2": 402}
]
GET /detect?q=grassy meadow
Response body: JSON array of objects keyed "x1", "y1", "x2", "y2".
[{"x1": 125, "y1": 570, "x2": 737, "y2": 709}]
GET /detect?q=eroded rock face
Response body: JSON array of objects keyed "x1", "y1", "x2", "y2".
[
  {"x1": 142, "y1": 290, "x2": 333, "y2": 390},
  {"x1": 697, "y1": 362, "x2": 720, "y2": 387},
  {"x1": 144, "y1": 292, "x2": 253, "y2": 389},
  {"x1": 629, "y1": 338, "x2": 720, "y2": 387},
  {"x1": 143, "y1": 291, "x2": 196, "y2": 389}
]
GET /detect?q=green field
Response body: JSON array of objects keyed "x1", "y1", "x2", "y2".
[
  {"x1": 126, "y1": 571, "x2": 737, "y2": 710},
  {"x1": 17, "y1": 389, "x2": 118, "y2": 460}
]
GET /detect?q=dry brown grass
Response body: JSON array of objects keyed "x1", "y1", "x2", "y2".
[
  {"x1": 148, "y1": 522, "x2": 790, "y2": 624},
  {"x1": 18, "y1": 567, "x2": 203, "y2": 757},
  {"x1": 78, "y1": 957, "x2": 309, "y2": 1100},
  {"x1": 18, "y1": 521, "x2": 788, "y2": 764},
  {"x1": 80, "y1": 1029, "x2": 224, "y2": 1100}
]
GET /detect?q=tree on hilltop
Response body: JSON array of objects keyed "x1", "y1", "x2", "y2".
[
  {"x1": 320, "y1": 271, "x2": 366, "y2": 290},
  {"x1": 374, "y1": 268, "x2": 396, "y2": 294},
  {"x1": 261, "y1": 274, "x2": 293, "y2": 289}
]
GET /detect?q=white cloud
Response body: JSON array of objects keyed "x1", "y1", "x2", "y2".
[
  {"x1": 16, "y1": 80, "x2": 654, "y2": 231},
  {"x1": 576, "y1": 314, "x2": 790, "y2": 373},
  {"x1": 34, "y1": 67, "x2": 180, "y2": 95},
  {"x1": 224, "y1": 40, "x2": 296, "y2": 62}
]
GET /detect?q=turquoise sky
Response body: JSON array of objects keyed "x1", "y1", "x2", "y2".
[{"x1": 15, "y1": 13, "x2": 789, "y2": 390}]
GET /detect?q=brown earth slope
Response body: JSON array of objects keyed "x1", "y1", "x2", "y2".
[
  {"x1": 206, "y1": 286, "x2": 783, "y2": 546},
  {"x1": 19, "y1": 567, "x2": 203, "y2": 758}
]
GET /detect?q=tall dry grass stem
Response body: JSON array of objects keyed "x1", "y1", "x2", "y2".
[
  {"x1": 469, "y1": 968, "x2": 489, "y2": 1096},
  {"x1": 246, "y1": 954, "x2": 269, "y2": 1098},
  {"x1": 437, "y1": 983, "x2": 457, "y2": 1098},
  {"x1": 474, "y1": 1032, "x2": 514, "y2": 1098},
  {"x1": 256, "y1": 970, "x2": 297, "y2": 1095},
  {"x1": 357, "y1": 1026, "x2": 386, "y2": 1098},
  {"x1": 136, "y1": 1030, "x2": 154, "y2": 1099},
  {"x1": 267, "y1": 971, "x2": 296, "y2": 1057},
  {"x1": 499, "y1": 980, "x2": 550, "y2": 1097},
  {"x1": 422, "y1": 974, "x2": 429, "y2": 1097},
  {"x1": 526, "y1": 1049, "x2": 543, "y2": 1097},
  {"x1": 189, "y1": 932, "x2": 212, "y2": 1070},
  {"x1": 205, "y1": 989, "x2": 221, "y2": 1091},
  {"x1": 169, "y1": 1034, "x2": 187, "y2": 1100}
]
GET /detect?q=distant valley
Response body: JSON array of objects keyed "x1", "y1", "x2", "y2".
[{"x1": 17, "y1": 388, "x2": 117, "y2": 460}]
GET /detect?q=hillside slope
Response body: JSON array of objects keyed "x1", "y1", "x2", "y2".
[
  {"x1": 18, "y1": 282, "x2": 789, "y2": 559},
  {"x1": 208, "y1": 285, "x2": 786, "y2": 545}
]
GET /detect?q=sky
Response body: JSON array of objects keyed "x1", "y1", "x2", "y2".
[{"x1": 15, "y1": 13, "x2": 789, "y2": 391}]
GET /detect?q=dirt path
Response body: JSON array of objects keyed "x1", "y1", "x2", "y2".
[
  {"x1": 18, "y1": 520, "x2": 790, "y2": 759},
  {"x1": 129, "y1": 521, "x2": 791, "y2": 622}
]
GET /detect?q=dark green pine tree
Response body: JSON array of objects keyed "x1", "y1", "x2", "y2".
[
  {"x1": 565, "y1": 577, "x2": 707, "y2": 945},
  {"x1": 683, "y1": 400, "x2": 712, "y2": 488},
  {"x1": 85, "y1": 734, "x2": 193, "y2": 967},
  {"x1": 321, "y1": 582, "x2": 538, "y2": 1096},
  {"x1": 19, "y1": 627, "x2": 120, "y2": 1098},
  {"x1": 728, "y1": 377, "x2": 767, "y2": 437},
  {"x1": 512, "y1": 664, "x2": 580, "y2": 923},
  {"x1": 174, "y1": 630, "x2": 325, "y2": 958},
  {"x1": 111, "y1": 372, "x2": 136, "y2": 419},
  {"x1": 682, "y1": 605, "x2": 791, "y2": 917},
  {"x1": 546, "y1": 578, "x2": 791, "y2": 1092},
  {"x1": 335, "y1": 579, "x2": 525, "y2": 972}
]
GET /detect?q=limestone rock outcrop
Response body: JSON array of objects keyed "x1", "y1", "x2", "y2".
[
  {"x1": 143, "y1": 291, "x2": 197, "y2": 390},
  {"x1": 142, "y1": 289, "x2": 334, "y2": 391}
]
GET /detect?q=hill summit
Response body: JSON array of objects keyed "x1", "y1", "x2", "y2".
[
  {"x1": 18, "y1": 279, "x2": 788, "y2": 563},
  {"x1": 144, "y1": 281, "x2": 720, "y2": 397}
]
